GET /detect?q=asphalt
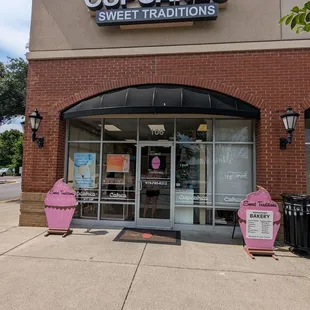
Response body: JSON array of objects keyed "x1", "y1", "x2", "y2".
[
  {"x1": 0, "y1": 177, "x2": 21, "y2": 202},
  {"x1": 0, "y1": 202, "x2": 309, "y2": 310}
]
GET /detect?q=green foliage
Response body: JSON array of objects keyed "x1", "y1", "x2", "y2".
[
  {"x1": 0, "y1": 130, "x2": 23, "y2": 171},
  {"x1": 0, "y1": 58, "x2": 28, "y2": 123},
  {"x1": 279, "y1": 1, "x2": 310, "y2": 33}
]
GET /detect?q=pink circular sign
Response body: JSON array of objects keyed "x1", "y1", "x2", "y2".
[{"x1": 152, "y1": 156, "x2": 161, "y2": 170}]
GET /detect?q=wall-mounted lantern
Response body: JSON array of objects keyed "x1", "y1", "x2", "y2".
[
  {"x1": 29, "y1": 109, "x2": 44, "y2": 148},
  {"x1": 280, "y1": 107, "x2": 299, "y2": 150}
]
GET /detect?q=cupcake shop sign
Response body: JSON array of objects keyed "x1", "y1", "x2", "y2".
[{"x1": 84, "y1": 0, "x2": 221, "y2": 26}]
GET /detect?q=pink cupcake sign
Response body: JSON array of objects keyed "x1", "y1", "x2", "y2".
[
  {"x1": 44, "y1": 178, "x2": 77, "y2": 237},
  {"x1": 238, "y1": 186, "x2": 281, "y2": 259}
]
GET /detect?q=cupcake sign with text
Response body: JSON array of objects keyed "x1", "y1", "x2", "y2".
[{"x1": 238, "y1": 187, "x2": 281, "y2": 259}]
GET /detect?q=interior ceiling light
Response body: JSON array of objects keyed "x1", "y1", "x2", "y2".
[
  {"x1": 148, "y1": 124, "x2": 165, "y2": 131},
  {"x1": 197, "y1": 124, "x2": 208, "y2": 132},
  {"x1": 104, "y1": 125, "x2": 121, "y2": 131}
]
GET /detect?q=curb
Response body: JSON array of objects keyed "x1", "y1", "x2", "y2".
[
  {"x1": 0, "y1": 180, "x2": 17, "y2": 185},
  {"x1": 0, "y1": 198, "x2": 20, "y2": 203}
]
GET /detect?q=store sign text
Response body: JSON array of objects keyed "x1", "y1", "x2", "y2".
[{"x1": 84, "y1": 0, "x2": 219, "y2": 26}]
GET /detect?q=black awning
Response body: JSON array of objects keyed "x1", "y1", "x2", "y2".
[{"x1": 62, "y1": 84, "x2": 260, "y2": 119}]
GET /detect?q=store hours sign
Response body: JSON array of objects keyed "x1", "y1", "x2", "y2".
[{"x1": 84, "y1": 0, "x2": 219, "y2": 26}]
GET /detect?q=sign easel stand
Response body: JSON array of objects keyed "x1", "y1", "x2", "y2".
[
  {"x1": 45, "y1": 228, "x2": 73, "y2": 238},
  {"x1": 244, "y1": 247, "x2": 278, "y2": 260}
]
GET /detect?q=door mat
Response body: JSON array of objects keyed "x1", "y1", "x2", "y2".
[{"x1": 114, "y1": 228, "x2": 181, "y2": 245}]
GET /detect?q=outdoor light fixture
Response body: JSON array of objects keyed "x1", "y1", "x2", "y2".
[
  {"x1": 29, "y1": 109, "x2": 44, "y2": 148},
  {"x1": 280, "y1": 107, "x2": 299, "y2": 150},
  {"x1": 20, "y1": 121, "x2": 25, "y2": 133}
]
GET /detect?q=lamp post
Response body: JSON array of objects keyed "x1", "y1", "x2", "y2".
[
  {"x1": 29, "y1": 109, "x2": 44, "y2": 148},
  {"x1": 280, "y1": 107, "x2": 299, "y2": 150}
]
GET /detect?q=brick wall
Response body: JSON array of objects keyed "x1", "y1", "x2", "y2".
[{"x1": 21, "y1": 49, "x2": 310, "y2": 227}]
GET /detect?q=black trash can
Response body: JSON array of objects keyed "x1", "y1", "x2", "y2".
[{"x1": 282, "y1": 194, "x2": 310, "y2": 254}]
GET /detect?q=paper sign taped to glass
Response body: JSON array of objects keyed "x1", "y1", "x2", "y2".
[
  {"x1": 107, "y1": 154, "x2": 130, "y2": 173},
  {"x1": 73, "y1": 153, "x2": 96, "y2": 189}
]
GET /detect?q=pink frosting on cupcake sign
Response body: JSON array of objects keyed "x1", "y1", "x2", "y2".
[{"x1": 238, "y1": 187, "x2": 281, "y2": 258}]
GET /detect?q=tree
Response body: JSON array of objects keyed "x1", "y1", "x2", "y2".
[
  {"x1": 0, "y1": 130, "x2": 24, "y2": 171},
  {"x1": 279, "y1": 1, "x2": 310, "y2": 33},
  {"x1": 0, "y1": 58, "x2": 28, "y2": 124}
]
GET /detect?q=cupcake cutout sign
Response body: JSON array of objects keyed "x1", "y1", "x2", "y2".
[
  {"x1": 44, "y1": 178, "x2": 77, "y2": 238},
  {"x1": 238, "y1": 186, "x2": 281, "y2": 260}
]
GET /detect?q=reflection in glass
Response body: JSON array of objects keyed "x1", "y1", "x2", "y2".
[
  {"x1": 69, "y1": 119, "x2": 101, "y2": 141},
  {"x1": 139, "y1": 146, "x2": 171, "y2": 219},
  {"x1": 103, "y1": 119, "x2": 137, "y2": 141},
  {"x1": 214, "y1": 210, "x2": 236, "y2": 226},
  {"x1": 74, "y1": 202, "x2": 98, "y2": 219},
  {"x1": 176, "y1": 119, "x2": 213, "y2": 142},
  {"x1": 215, "y1": 144, "x2": 253, "y2": 207},
  {"x1": 100, "y1": 203, "x2": 134, "y2": 221},
  {"x1": 139, "y1": 119, "x2": 174, "y2": 141},
  {"x1": 215, "y1": 119, "x2": 253, "y2": 142}
]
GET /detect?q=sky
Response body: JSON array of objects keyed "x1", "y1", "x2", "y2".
[
  {"x1": 0, "y1": 0, "x2": 32, "y2": 63},
  {"x1": 0, "y1": 0, "x2": 31, "y2": 133}
]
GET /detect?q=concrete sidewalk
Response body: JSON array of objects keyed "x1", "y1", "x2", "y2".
[{"x1": 0, "y1": 202, "x2": 310, "y2": 310}]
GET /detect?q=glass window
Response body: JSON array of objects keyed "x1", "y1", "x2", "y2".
[
  {"x1": 215, "y1": 119, "x2": 253, "y2": 142},
  {"x1": 176, "y1": 119, "x2": 213, "y2": 142},
  {"x1": 175, "y1": 144, "x2": 213, "y2": 225},
  {"x1": 74, "y1": 202, "x2": 98, "y2": 219},
  {"x1": 139, "y1": 118, "x2": 174, "y2": 141},
  {"x1": 215, "y1": 144, "x2": 253, "y2": 207},
  {"x1": 103, "y1": 119, "x2": 137, "y2": 141},
  {"x1": 306, "y1": 145, "x2": 310, "y2": 193},
  {"x1": 214, "y1": 210, "x2": 236, "y2": 226},
  {"x1": 67, "y1": 143, "x2": 100, "y2": 202},
  {"x1": 69, "y1": 119, "x2": 101, "y2": 141},
  {"x1": 100, "y1": 203, "x2": 135, "y2": 221},
  {"x1": 175, "y1": 207, "x2": 213, "y2": 225},
  {"x1": 175, "y1": 144, "x2": 213, "y2": 207},
  {"x1": 101, "y1": 143, "x2": 136, "y2": 207},
  {"x1": 306, "y1": 120, "x2": 310, "y2": 143}
]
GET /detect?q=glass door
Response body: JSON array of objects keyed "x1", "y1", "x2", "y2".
[{"x1": 137, "y1": 143, "x2": 173, "y2": 228}]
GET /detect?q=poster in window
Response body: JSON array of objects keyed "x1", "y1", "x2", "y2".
[
  {"x1": 107, "y1": 154, "x2": 130, "y2": 173},
  {"x1": 73, "y1": 153, "x2": 96, "y2": 189}
]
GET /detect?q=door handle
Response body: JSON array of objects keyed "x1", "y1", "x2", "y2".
[{"x1": 139, "y1": 181, "x2": 143, "y2": 191}]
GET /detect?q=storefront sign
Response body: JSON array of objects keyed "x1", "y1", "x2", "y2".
[
  {"x1": 238, "y1": 187, "x2": 281, "y2": 254},
  {"x1": 225, "y1": 171, "x2": 248, "y2": 180},
  {"x1": 109, "y1": 192, "x2": 127, "y2": 199},
  {"x1": 73, "y1": 153, "x2": 96, "y2": 189},
  {"x1": 84, "y1": 0, "x2": 219, "y2": 26},
  {"x1": 76, "y1": 190, "x2": 98, "y2": 201},
  {"x1": 107, "y1": 154, "x2": 130, "y2": 173},
  {"x1": 223, "y1": 196, "x2": 243, "y2": 203},
  {"x1": 175, "y1": 189, "x2": 208, "y2": 205}
]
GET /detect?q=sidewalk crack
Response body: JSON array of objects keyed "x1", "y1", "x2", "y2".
[
  {"x1": 0, "y1": 230, "x2": 46, "y2": 257},
  {"x1": 121, "y1": 243, "x2": 147, "y2": 310}
]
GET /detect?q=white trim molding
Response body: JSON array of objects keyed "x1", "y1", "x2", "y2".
[{"x1": 27, "y1": 40, "x2": 310, "y2": 61}]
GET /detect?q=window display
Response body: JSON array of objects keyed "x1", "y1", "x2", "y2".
[{"x1": 66, "y1": 117, "x2": 255, "y2": 227}]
